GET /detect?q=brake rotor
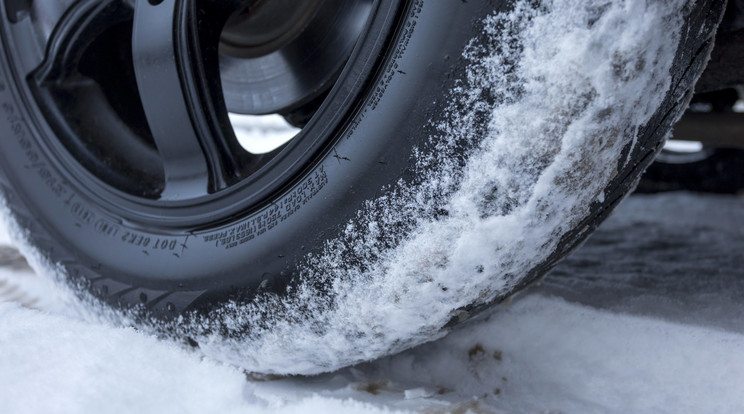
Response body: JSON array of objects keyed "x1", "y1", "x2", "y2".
[{"x1": 219, "y1": 0, "x2": 373, "y2": 115}]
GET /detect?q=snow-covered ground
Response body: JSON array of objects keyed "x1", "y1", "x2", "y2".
[{"x1": 1, "y1": 191, "x2": 742, "y2": 414}]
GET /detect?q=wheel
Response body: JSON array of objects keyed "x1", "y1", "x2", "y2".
[{"x1": 0, "y1": 0, "x2": 724, "y2": 374}]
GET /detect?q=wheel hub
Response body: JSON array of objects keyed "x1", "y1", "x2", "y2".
[{"x1": 219, "y1": 0, "x2": 374, "y2": 115}]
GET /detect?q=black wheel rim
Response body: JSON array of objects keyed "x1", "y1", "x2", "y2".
[{"x1": 2, "y1": 0, "x2": 401, "y2": 228}]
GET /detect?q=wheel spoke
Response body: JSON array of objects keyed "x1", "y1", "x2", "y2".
[
  {"x1": 132, "y1": 0, "x2": 251, "y2": 200},
  {"x1": 132, "y1": 0, "x2": 208, "y2": 200},
  {"x1": 31, "y1": 0, "x2": 133, "y2": 81}
]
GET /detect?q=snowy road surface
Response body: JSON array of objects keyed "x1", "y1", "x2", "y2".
[{"x1": 0, "y1": 191, "x2": 742, "y2": 414}]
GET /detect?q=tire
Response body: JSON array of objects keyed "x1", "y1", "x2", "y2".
[{"x1": 0, "y1": 0, "x2": 724, "y2": 374}]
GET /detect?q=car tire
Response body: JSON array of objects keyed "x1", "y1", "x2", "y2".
[{"x1": 0, "y1": 0, "x2": 725, "y2": 374}]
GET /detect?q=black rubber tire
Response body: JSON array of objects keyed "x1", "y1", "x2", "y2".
[{"x1": 0, "y1": 0, "x2": 725, "y2": 372}]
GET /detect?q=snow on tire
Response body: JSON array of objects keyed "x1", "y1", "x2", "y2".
[{"x1": 0, "y1": 0, "x2": 725, "y2": 374}]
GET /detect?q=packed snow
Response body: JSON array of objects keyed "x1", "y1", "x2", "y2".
[
  {"x1": 229, "y1": 113, "x2": 300, "y2": 154},
  {"x1": 1, "y1": 192, "x2": 743, "y2": 413}
]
